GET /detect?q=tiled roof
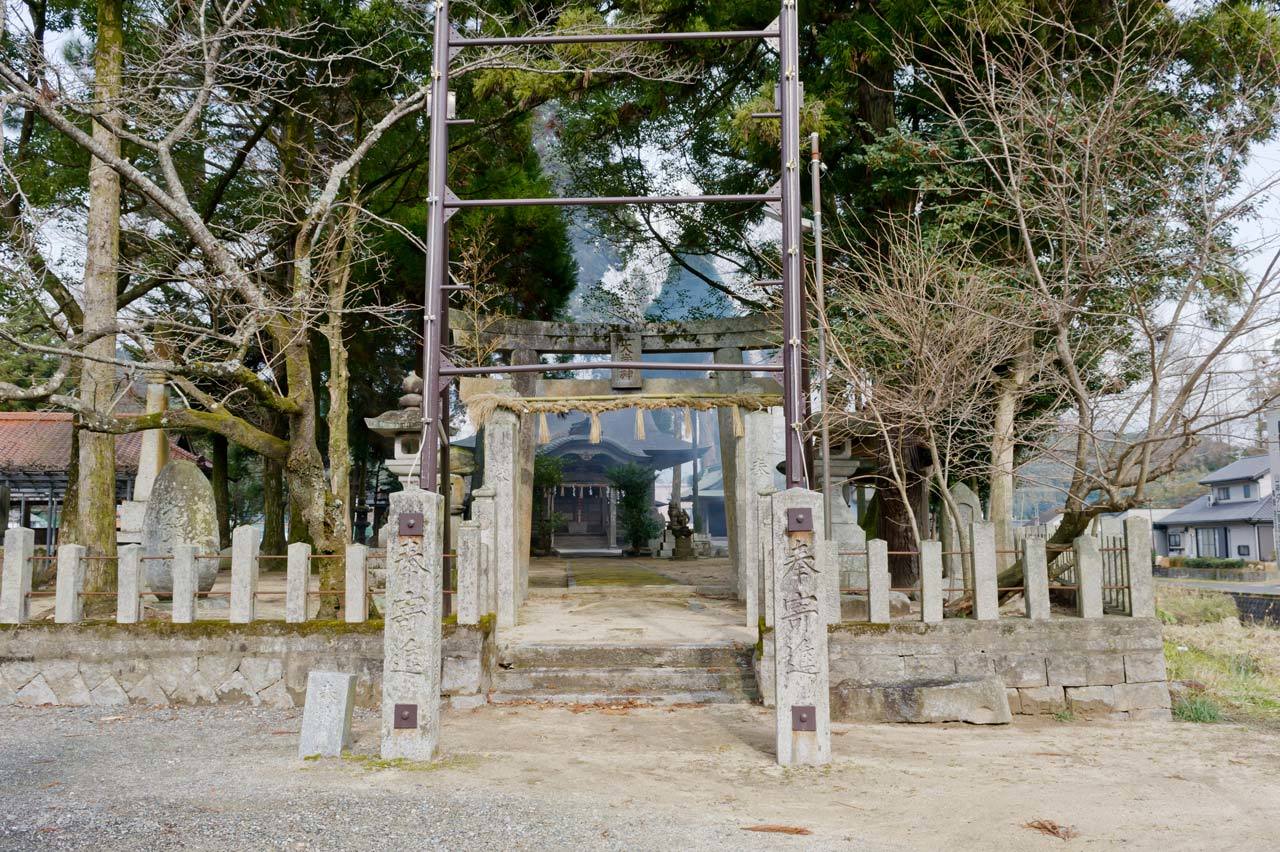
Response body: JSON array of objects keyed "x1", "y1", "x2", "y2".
[
  {"x1": 1156, "y1": 493, "x2": 1275, "y2": 527},
  {"x1": 0, "y1": 411, "x2": 200, "y2": 473},
  {"x1": 1199, "y1": 455, "x2": 1270, "y2": 485}
]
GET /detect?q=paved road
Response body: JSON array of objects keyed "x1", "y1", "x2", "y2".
[{"x1": 1156, "y1": 578, "x2": 1280, "y2": 596}]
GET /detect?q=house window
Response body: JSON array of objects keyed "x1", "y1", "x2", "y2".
[
  {"x1": 1216, "y1": 486, "x2": 1231, "y2": 501},
  {"x1": 1168, "y1": 533, "x2": 1182, "y2": 549},
  {"x1": 1238, "y1": 545, "x2": 1251, "y2": 557},
  {"x1": 1243, "y1": 483, "x2": 1254, "y2": 498}
]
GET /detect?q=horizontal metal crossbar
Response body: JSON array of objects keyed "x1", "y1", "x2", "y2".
[
  {"x1": 451, "y1": 29, "x2": 772, "y2": 48},
  {"x1": 440, "y1": 360, "x2": 782, "y2": 377},
  {"x1": 445, "y1": 193, "x2": 780, "y2": 209}
]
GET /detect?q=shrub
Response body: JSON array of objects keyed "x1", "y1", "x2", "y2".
[
  {"x1": 1172, "y1": 557, "x2": 1247, "y2": 571},
  {"x1": 1173, "y1": 695, "x2": 1222, "y2": 723},
  {"x1": 606, "y1": 463, "x2": 661, "y2": 553}
]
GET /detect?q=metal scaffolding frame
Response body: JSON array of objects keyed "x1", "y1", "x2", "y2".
[{"x1": 420, "y1": 0, "x2": 808, "y2": 493}]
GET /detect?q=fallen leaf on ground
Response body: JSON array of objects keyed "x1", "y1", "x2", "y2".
[
  {"x1": 1023, "y1": 819, "x2": 1079, "y2": 840},
  {"x1": 40, "y1": 781, "x2": 61, "y2": 789},
  {"x1": 96, "y1": 715, "x2": 126, "y2": 723},
  {"x1": 743, "y1": 824, "x2": 813, "y2": 836}
]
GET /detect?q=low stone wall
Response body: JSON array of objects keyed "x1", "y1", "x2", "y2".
[
  {"x1": 0, "y1": 620, "x2": 494, "y2": 710},
  {"x1": 827, "y1": 617, "x2": 1171, "y2": 721}
]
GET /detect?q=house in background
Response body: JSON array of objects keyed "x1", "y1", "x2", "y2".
[{"x1": 1154, "y1": 455, "x2": 1275, "y2": 561}]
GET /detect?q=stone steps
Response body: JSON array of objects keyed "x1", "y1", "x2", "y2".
[{"x1": 492, "y1": 641, "x2": 759, "y2": 705}]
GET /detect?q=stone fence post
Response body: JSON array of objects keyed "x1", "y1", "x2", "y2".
[
  {"x1": 1074, "y1": 535, "x2": 1104, "y2": 619},
  {"x1": 758, "y1": 489, "x2": 775, "y2": 628},
  {"x1": 345, "y1": 543, "x2": 368, "y2": 624},
  {"x1": 770, "y1": 488, "x2": 832, "y2": 767},
  {"x1": 484, "y1": 406, "x2": 519, "y2": 629},
  {"x1": 920, "y1": 540, "x2": 942, "y2": 623},
  {"x1": 1023, "y1": 535, "x2": 1050, "y2": 621},
  {"x1": 0, "y1": 527, "x2": 35, "y2": 624},
  {"x1": 117, "y1": 544, "x2": 144, "y2": 624},
  {"x1": 286, "y1": 542, "x2": 311, "y2": 624},
  {"x1": 230, "y1": 525, "x2": 260, "y2": 624},
  {"x1": 456, "y1": 520, "x2": 480, "y2": 626},
  {"x1": 381, "y1": 487, "x2": 443, "y2": 761},
  {"x1": 867, "y1": 539, "x2": 890, "y2": 624},
  {"x1": 171, "y1": 544, "x2": 199, "y2": 623},
  {"x1": 969, "y1": 521, "x2": 998, "y2": 621},
  {"x1": 54, "y1": 544, "x2": 86, "y2": 624},
  {"x1": 1124, "y1": 515, "x2": 1155, "y2": 617},
  {"x1": 471, "y1": 487, "x2": 496, "y2": 617}
]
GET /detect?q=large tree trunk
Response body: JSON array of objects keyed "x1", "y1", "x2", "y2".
[
  {"x1": 261, "y1": 456, "x2": 286, "y2": 558},
  {"x1": 77, "y1": 0, "x2": 124, "y2": 614},
  {"x1": 210, "y1": 433, "x2": 231, "y2": 550}
]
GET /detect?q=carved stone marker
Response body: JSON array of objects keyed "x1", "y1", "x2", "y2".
[
  {"x1": 381, "y1": 487, "x2": 443, "y2": 761},
  {"x1": 345, "y1": 543, "x2": 368, "y2": 623},
  {"x1": 54, "y1": 544, "x2": 85, "y2": 624},
  {"x1": 286, "y1": 542, "x2": 310, "y2": 624},
  {"x1": 609, "y1": 332, "x2": 643, "y2": 390},
  {"x1": 771, "y1": 488, "x2": 832, "y2": 767},
  {"x1": 941, "y1": 481, "x2": 982, "y2": 585},
  {"x1": 299, "y1": 671, "x2": 357, "y2": 759},
  {"x1": 142, "y1": 460, "x2": 219, "y2": 594}
]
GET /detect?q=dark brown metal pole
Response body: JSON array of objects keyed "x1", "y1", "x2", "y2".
[
  {"x1": 779, "y1": 0, "x2": 806, "y2": 489},
  {"x1": 452, "y1": 30, "x2": 771, "y2": 47},
  {"x1": 439, "y1": 361, "x2": 781, "y2": 376},
  {"x1": 421, "y1": 0, "x2": 451, "y2": 495},
  {"x1": 446, "y1": 193, "x2": 780, "y2": 209}
]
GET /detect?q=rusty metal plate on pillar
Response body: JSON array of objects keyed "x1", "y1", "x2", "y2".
[
  {"x1": 786, "y1": 508, "x2": 813, "y2": 533},
  {"x1": 393, "y1": 703, "x2": 417, "y2": 729},
  {"x1": 398, "y1": 512, "x2": 424, "y2": 537},
  {"x1": 791, "y1": 705, "x2": 816, "y2": 732}
]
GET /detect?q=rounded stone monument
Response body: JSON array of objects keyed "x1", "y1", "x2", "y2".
[{"x1": 142, "y1": 460, "x2": 220, "y2": 594}]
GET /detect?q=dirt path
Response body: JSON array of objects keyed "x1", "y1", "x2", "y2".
[{"x1": 2, "y1": 702, "x2": 1276, "y2": 850}]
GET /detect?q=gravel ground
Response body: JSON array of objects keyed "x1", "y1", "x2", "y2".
[{"x1": 2, "y1": 702, "x2": 1277, "y2": 850}]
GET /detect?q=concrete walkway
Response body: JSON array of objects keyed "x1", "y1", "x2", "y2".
[{"x1": 505, "y1": 556, "x2": 753, "y2": 646}]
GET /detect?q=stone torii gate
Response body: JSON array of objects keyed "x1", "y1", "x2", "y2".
[
  {"x1": 381, "y1": 1, "x2": 832, "y2": 768},
  {"x1": 452, "y1": 314, "x2": 782, "y2": 627}
]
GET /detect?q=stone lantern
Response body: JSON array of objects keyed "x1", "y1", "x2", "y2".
[{"x1": 364, "y1": 372, "x2": 426, "y2": 489}]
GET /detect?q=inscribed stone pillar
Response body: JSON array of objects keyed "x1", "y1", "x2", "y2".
[
  {"x1": 713, "y1": 348, "x2": 744, "y2": 585},
  {"x1": 1124, "y1": 515, "x2": 1155, "y2": 618},
  {"x1": 920, "y1": 539, "x2": 943, "y2": 623},
  {"x1": 381, "y1": 488, "x2": 443, "y2": 761},
  {"x1": 299, "y1": 671, "x2": 356, "y2": 759},
  {"x1": 345, "y1": 544, "x2": 368, "y2": 623},
  {"x1": 1074, "y1": 535, "x2": 1104, "y2": 619},
  {"x1": 286, "y1": 542, "x2": 311, "y2": 624},
  {"x1": 0, "y1": 527, "x2": 35, "y2": 624},
  {"x1": 471, "y1": 487, "x2": 496, "y2": 615},
  {"x1": 229, "y1": 525, "x2": 260, "y2": 624},
  {"x1": 1023, "y1": 535, "x2": 1050, "y2": 620},
  {"x1": 54, "y1": 543, "x2": 86, "y2": 624},
  {"x1": 116, "y1": 544, "x2": 143, "y2": 624},
  {"x1": 456, "y1": 520, "x2": 480, "y2": 625},
  {"x1": 770, "y1": 488, "x2": 832, "y2": 767},
  {"x1": 970, "y1": 521, "x2": 998, "y2": 621},
  {"x1": 484, "y1": 405, "x2": 520, "y2": 628},
  {"x1": 867, "y1": 539, "x2": 891, "y2": 624},
  {"x1": 171, "y1": 544, "x2": 199, "y2": 623}
]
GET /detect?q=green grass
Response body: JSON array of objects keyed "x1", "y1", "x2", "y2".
[
  {"x1": 1156, "y1": 586, "x2": 1238, "y2": 625},
  {"x1": 1052, "y1": 710, "x2": 1075, "y2": 723},
  {"x1": 570, "y1": 565, "x2": 678, "y2": 586},
  {"x1": 1173, "y1": 695, "x2": 1222, "y2": 723}
]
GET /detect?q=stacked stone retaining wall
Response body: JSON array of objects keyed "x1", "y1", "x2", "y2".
[
  {"x1": 828, "y1": 617, "x2": 1171, "y2": 721},
  {"x1": 0, "y1": 621, "x2": 493, "y2": 710}
]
